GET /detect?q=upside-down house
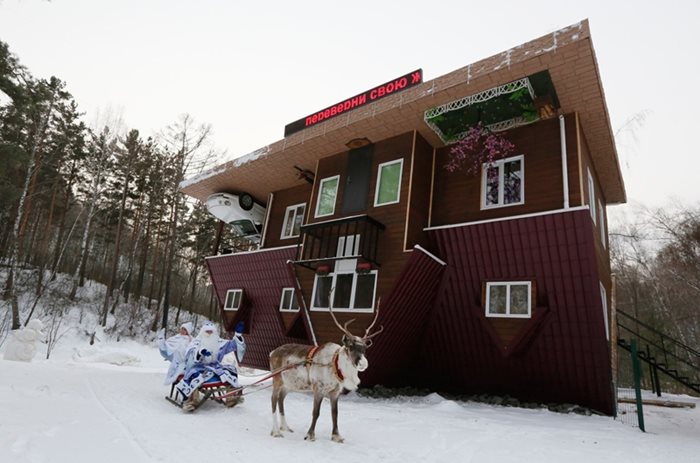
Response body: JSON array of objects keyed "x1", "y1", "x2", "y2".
[{"x1": 181, "y1": 19, "x2": 624, "y2": 415}]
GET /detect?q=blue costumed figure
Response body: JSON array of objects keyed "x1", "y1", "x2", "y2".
[
  {"x1": 177, "y1": 321, "x2": 246, "y2": 412},
  {"x1": 157, "y1": 322, "x2": 193, "y2": 385}
]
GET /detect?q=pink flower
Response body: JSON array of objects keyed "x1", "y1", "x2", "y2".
[{"x1": 445, "y1": 123, "x2": 515, "y2": 175}]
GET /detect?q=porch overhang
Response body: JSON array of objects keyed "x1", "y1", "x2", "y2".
[
  {"x1": 292, "y1": 214, "x2": 386, "y2": 271},
  {"x1": 424, "y1": 71, "x2": 559, "y2": 143}
]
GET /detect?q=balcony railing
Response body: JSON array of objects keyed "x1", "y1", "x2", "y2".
[{"x1": 293, "y1": 214, "x2": 385, "y2": 271}]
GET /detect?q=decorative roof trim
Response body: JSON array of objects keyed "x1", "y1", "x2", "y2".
[{"x1": 424, "y1": 206, "x2": 589, "y2": 231}]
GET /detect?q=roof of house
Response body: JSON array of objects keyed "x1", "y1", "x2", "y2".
[{"x1": 181, "y1": 19, "x2": 625, "y2": 205}]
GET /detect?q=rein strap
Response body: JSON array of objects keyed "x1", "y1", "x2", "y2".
[{"x1": 332, "y1": 349, "x2": 345, "y2": 382}]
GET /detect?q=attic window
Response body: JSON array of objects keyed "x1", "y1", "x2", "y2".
[
  {"x1": 425, "y1": 71, "x2": 559, "y2": 143},
  {"x1": 279, "y1": 288, "x2": 300, "y2": 312},
  {"x1": 485, "y1": 281, "x2": 532, "y2": 318},
  {"x1": 224, "y1": 289, "x2": 243, "y2": 311}
]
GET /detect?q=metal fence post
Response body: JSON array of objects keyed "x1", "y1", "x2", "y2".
[{"x1": 630, "y1": 339, "x2": 646, "y2": 432}]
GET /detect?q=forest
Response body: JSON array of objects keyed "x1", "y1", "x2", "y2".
[
  {"x1": 0, "y1": 40, "x2": 247, "y2": 341},
  {"x1": 1, "y1": 39, "x2": 698, "y2": 361}
]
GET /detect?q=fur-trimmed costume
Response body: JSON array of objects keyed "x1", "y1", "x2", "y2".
[
  {"x1": 158, "y1": 322, "x2": 193, "y2": 384},
  {"x1": 176, "y1": 322, "x2": 246, "y2": 398}
]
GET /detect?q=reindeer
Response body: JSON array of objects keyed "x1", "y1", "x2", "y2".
[{"x1": 269, "y1": 299, "x2": 382, "y2": 442}]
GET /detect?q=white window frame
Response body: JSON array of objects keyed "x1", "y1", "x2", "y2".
[
  {"x1": 310, "y1": 269, "x2": 378, "y2": 313},
  {"x1": 587, "y1": 168, "x2": 597, "y2": 225},
  {"x1": 600, "y1": 282, "x2": 609, "y2": 340},
  {"x1": 279, "y1": 287, "x2": 299, "y2": 312},
  {"x1": 598, "y1": 199, "x2": 606, "y2": 248},
  {"x1": 485, "y1": 281, "x2": 532, "y2": 318},
  {"x1": 280, "y1": 203, "x2": 306, "y2": 240},
  {"x1": 481, "y1": 155, "x2": 525, "y2": 210},
  {"x1": 337, "y1": 234, "x2": 360, "y2": 259},
  {"x1": 374, "y1": 158, "x2": 404, "y2": 207},
  {"x1": 223, "y1": 289, "x2": 243, "y2": 311},
  {"x1": 315, "y1": 175, "x2": 340, "y2": 218}
]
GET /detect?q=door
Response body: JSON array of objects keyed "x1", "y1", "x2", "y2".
[{"x1": 341, "y1": 144, "x2": 374, "y2": 214}]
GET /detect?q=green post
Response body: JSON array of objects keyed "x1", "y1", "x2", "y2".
[
  {"x1": 631, "y1": 339, "x2": 646, "y2": 432},
  {"x1": 653, "y1": 365, "x2": 662, "y2": 398}
]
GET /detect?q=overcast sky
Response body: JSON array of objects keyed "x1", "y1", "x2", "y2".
[{"x1": 1, "y1": 0, "x2": 699, "y2": 217}]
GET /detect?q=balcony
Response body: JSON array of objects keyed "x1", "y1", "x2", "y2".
[{"x1": 293, "y1": 214, "x2": 386, "y2": 271}]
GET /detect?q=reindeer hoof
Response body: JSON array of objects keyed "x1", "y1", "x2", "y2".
[
  {"x1": 304, "y1": 433, "x2": 315, "y2": 441},
  {"x1": 332, "y1": 434, "x2": 345, "y2": 443},
  {"x1": 271, "y1": 431, "x2": 283, "y2": 438}
]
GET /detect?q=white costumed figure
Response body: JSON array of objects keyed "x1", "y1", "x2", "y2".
[
  {"x1": 3, "y1": 319, "x2": 44, "y2": 362},
  {"x1": 158, "y1": 322, "x2": 194, "y2": 384},
  {"x1": 177, "y1": 321, "x2": 246, "y2": 411}
]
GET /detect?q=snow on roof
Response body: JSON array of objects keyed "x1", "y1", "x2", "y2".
[{"x1": 178, "y1": 145, "x2": 271, "y2": 191}]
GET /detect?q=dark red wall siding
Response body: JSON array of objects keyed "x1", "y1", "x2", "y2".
[
  {"x1": 206, "y1": 211, "x2": 613, "y2": 412},
  {"x1": 206, "y1": 246, "x2": 311, "y2": 370},
  {"x1": 421, "y1": 209, "x2": 613, "y2": 414},
  {"x1": 361, "y1": 248, "x2": 446, "y2": 386}
]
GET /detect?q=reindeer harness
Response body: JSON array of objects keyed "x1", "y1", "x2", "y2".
[{"x1": 305, "y1": 344, "x2": 345, "y2": 382}]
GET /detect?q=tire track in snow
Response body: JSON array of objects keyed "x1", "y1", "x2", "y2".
[{"x1": 85, "y1": 376, "x2": 156, "y2": 463}]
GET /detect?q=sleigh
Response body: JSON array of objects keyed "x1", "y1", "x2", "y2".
[{"x1": 166, "y1": 374, "x2": 243, "y2": 411}]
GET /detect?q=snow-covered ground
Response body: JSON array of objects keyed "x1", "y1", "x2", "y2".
[
  {"x1": 1, "y1": 272, "x2": 698, "y2": 462},
  {"x1": 1, "y1": 329, "x2": 699, "y2": 463}
]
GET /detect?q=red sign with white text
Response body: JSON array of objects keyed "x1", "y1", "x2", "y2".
[{"x1": 284, "y1": 69, "x2": 423, "y2": 137}]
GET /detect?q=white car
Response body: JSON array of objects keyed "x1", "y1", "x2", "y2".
[{"x1": 206, "y1": 192, "x2": 266, "y2": 242}]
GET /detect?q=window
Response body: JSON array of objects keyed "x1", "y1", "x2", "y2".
[
  {"x1": 600, "y1": 282, "x2": 609, "y2": 340},
  {"x1": 315, "y1": 175, "x2": 339, "y2": 217},
  {"x1": 485, "y1": 281, "x2": 531, "y2": 318},
  {"x1": 374, "y1": 158, "x2": 403, "y2": 206},
  {"x1": 281, "y1": 203, "x2": 306, "y2": 239},
  {"x1": 337, "y1": 234, "x2": 360, "y2": 258},
  {"x1": 279, "y1": 288, "x2": 299, "y2": 312},
  {"x1": 224, "y1": 289, "x2": 243, "y2": 311},
  {"x1": 587, "y1": 168, "x2": 597, "y2": 224},
  {"x1": 598, "y1": 199, "x2": 606, "y2": 248},
  {"x1": 311, "y1": 270, "x2": 377, "y2": 311},
  {"x1": 482, "y1": 155, "x2": 524, "y2": 209}
]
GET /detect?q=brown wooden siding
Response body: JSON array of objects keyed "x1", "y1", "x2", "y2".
[
  {"x1": 206, "y1": 247, "x2": 311, "y2": 370},
  {"x1": 263, "y1": 183, "x2": 312, "y2": 249},
  {"x1": 580, "y1": 123, "x2": 612, "y2": 329},
  {"x1": 431, "y1": 113, "x2": 582, "y2": 227},
  {"x1": 308, "y1": 132, "x2": 414, "y2": 225},
  {"x1": 567, "y1": 113, "x2": 583, "y2": 207},
  {"x1": 578, "y1": 121, "x2": 612, "y2": 299},
  {"x1": 420, "y1": 209, "x2": 614, "y2": 414},
  {"x1": 404, "y1": 132, "x2": 433, "y2": 251},
  {"x1": 301, "y1": 132, "x2": 419, "y2": 346}
]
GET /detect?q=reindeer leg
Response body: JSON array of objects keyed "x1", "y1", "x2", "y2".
[
  {"x1": 271, "y1": 383, "x2": 283, "y2": 437},
  {"x1": 305, "y1": 392, "x2": 323, "y2": 442},
  {"x1": 330, "y1": 392, "x2": 344, "y2": 443},
  {"x1": 278, "y1": 389, "x2": 293, "y2": 432}
]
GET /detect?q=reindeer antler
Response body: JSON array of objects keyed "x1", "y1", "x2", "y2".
[
  {"x1": 328, "y1": 287, "x2": 355, "y2": 338},
  {"x1": 363, "y1": 297, "x2": 384, "y2": 341}
]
